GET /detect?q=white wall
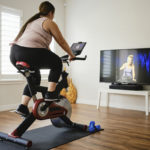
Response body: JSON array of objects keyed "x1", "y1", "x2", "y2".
[
  {"x1": 0, "y1": 0, "x2": 65, "y2": 111},
  {"x1": 65, "y1": 0, "x2": 150, "y2": 111}
]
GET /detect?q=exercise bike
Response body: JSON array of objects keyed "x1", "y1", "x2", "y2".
[{"x1": 0, "y1": 42, "x2": 90, "y2": 149}]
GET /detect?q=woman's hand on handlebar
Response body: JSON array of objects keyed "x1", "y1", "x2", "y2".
[{"x1": 69, "y1": 54, "x2": 76, "y2": 61}]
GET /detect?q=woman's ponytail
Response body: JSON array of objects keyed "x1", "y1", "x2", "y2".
[
  {"x1": 14, "y1": 1, "x2": 55, "y2": 41},
  {"x1": 14, "y1": 12, "x2": 41, "y2": 41}
]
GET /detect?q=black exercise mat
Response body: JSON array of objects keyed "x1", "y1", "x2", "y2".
[{"x1": 0, "y1": 125, "x2": 103, "y2": 150}]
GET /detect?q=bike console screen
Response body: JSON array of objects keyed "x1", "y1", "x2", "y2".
[{"x1": 71, "y1": 42, "x2": 86, "y2": 56}]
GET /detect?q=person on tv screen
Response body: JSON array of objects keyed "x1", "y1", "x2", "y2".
[{"x1": 120, "y1": 55, "x2": 136, "y2": 82}]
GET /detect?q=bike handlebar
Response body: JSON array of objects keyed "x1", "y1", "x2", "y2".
[
  {"x1": 72, "y1": 55, "x2": 87, "y2": 61},
  {"x1": 61, "y1": 55, "x2": 87, "y2": 61},
  {"x1": 61, "y1": 55, "x2": 87, "y2": 65}
]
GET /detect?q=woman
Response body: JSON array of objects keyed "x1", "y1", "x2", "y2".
[
  {"x1": 120, "y1": 55, "x2": 136, "y2": 82},
  {"x1": 10, "y1": 1, "x2": 75, "y2": 117}
]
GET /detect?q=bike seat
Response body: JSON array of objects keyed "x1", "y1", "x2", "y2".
[{"x1": 16, "y1": 61, "x2": 30, "y2": 70}]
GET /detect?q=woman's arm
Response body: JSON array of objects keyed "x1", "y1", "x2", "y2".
[
  {"x1": 45, "y1": 20, "x2": 75, "y2": 59},
  {"x1": 132, "y1": 65, "x2": 136, "y2": 81},
  {"x1": 120, "y1": 63, "x2": 125, "y2": 70}
]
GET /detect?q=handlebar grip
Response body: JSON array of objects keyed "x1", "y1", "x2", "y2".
[
  {"x1": 61, "y1": 55, "x2": 87, "y2": 62},
  {"x1": 72, "y1": 55, "x2": 87, "y2": 60}
]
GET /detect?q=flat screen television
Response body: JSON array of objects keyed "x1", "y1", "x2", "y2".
[{"x1": 100, "y1": 48, "x2": 150, "y2": 85}]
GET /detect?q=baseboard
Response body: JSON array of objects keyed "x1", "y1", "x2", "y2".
[
  {"x1": 77, "y1": 98, "x2": 150, "y2": 112},
  {"x1": 76, "y1": 98, "x2": 96, "y2": 106},
  {"x1": 0, "y1": 99, "x2": 149, "y2": 113},
  {"x1": 105, "y1": 104, "x2": 147, "y2": 112},
  {"x1": 0, "y1": 103, "x2": 20, "y2": 112},
  {"x1": 0, "y1": 102, "x2": 33, "y2": 112}
]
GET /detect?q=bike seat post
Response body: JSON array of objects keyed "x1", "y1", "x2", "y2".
[
  {"x1": 16, "y1": 61, "x2": 37, "y2": 102},
  {"x1": 24, "y1": 71, "x2": 37, "y2": 102}
]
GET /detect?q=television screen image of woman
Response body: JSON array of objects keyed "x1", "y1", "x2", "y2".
[{"x1": 119, "y1": 55, "x2": 136, "y2": 83}]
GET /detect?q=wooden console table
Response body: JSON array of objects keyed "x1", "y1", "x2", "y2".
[{"x1": 97, "y1": 88, "x2": 150, "y2": 116}]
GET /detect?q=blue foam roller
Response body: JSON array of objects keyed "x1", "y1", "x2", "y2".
[
  {"x1": 89, "y1": 126, "x2": 95, "y2": 133},
  {"x1": 88, "y1": 121, "x2": 96, "y2": 133},
  {"x1": 89, "y1": 121, "x2": 95, "y2": 126},
  {"x1": 95, "y1": 125, "x2": 101, "y2": 131}
]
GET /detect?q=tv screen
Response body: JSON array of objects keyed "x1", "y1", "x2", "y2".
[{"x1": 100, "y1": 48, "x2": 150, "y2": 85}]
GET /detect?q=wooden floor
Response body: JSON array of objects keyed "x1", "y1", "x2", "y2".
[{"x1": 0, "y1": 104, "x2": 150, "y2": 150}]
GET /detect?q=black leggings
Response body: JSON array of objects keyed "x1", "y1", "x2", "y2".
[{"x1": 10, "y1": 44, "x2": 62, "y2": 97}]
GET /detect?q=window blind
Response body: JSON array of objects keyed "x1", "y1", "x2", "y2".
[{"x1": 0, "y1": 8, "x2": 21, "y2": 76}]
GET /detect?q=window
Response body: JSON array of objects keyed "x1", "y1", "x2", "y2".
[
  {"x1": 0, "y1": 6, "x2": 22, "y2": 79},
  {"x1": 0, "y1": 5, "x2": 56, "y2": 80}
]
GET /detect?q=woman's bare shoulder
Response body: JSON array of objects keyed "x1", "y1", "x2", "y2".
[
  {"x1": 45, "y1": 19, "x2": 57, "y2": 27},
  {"x1": 43, "y1": 19, "x2": 58, "y2": 33}
]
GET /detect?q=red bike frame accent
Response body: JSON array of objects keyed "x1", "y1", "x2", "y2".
[
  {"x1": 9, "y1": 130, "x2": 19, "y2": 138},
  {"x1": 16, "y1": 61, "x2": 30, "y2": 68},
  {"x1": 32, "y1": 99, "x2": 68, "y2": 120}
]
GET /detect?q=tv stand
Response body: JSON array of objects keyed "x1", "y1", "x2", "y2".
[
  {"x1": 97, "y1": 88, "x2": 150, "y2": 116},
  {"x1": 109, "y1": 83, "x2": 143, "y2": 90}
]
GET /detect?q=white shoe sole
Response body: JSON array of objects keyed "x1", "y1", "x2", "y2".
[{"x1": 15, "y1": 110, "x2": 29, "y2": 118}]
